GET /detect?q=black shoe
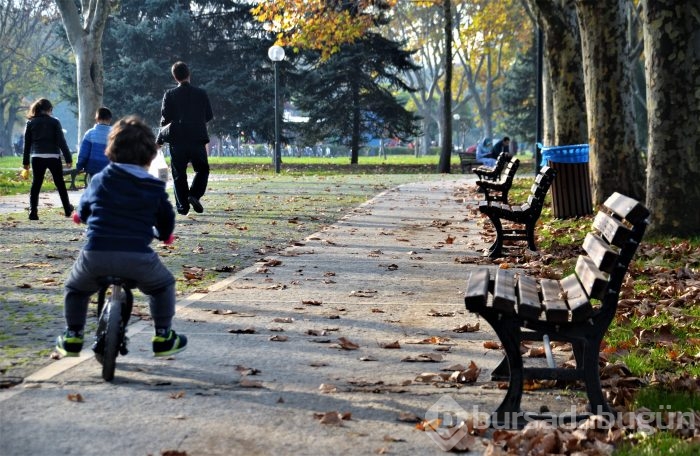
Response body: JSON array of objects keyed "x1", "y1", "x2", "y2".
[
  {"x1": 64, "y1": 204, "x2": 74, "y2": 218},
  {"x1": 188, "y1": 196, "x2": 203, "y2": 213},
  {"x1": 29, "y1": 210, "x2": 38, "y2": 221},
  {"x1": 177, "y1": 206, "x2": 190, "y2": 215},
  {"x1": 152, "y1": 330, "x2": 188, "y2": 357}
]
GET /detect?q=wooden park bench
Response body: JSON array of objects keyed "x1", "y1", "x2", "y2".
[
  {"x1": 458, "y1": 151, "x2": 480, "y2": 173},
  {"x1": 63, "y1": 168, "x2": 86, "y2": 190},
  {"x1": 473, "y1": 152, "x2": 510, "y2": 182},
  {"x1": 479, "y1": 166, "x2": 555, "y2": 257},
  {"x1": 464, "y1": 192, "x2": 649, "y2": 427},
  {"x1": 476, "y1": 157, "x2": 520, "y2": 204}
]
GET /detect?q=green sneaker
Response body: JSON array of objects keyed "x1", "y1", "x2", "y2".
[
  {"x1": 56, "y1": 330, "x2": 84, "y2": 357},
  {"x1": 152, "y1": 330, "x2": 187, "y2": 357}
]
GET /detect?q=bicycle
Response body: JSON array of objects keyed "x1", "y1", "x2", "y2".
[{"x1": 92, "y1": 276, "x2": 136, "y2": 382}]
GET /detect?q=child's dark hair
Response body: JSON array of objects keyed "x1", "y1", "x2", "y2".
[
  {"x1": 96, "y1": 107, "x2": 112, "y2": 122},
  {"x1": 27, "y1": 98, "x2": 53, "y2": 118},
  {"x1": 105, "y1": 116, "x2": 157, "y2": 166}
]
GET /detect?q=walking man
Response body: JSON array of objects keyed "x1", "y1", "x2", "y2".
[{"x1": 159, "y1": 61, "x2": 213, "y2": 215}]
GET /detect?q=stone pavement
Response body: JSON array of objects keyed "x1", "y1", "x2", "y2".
[{"x1": 0, "y1": 177, "x2": 568, "y2": 455}]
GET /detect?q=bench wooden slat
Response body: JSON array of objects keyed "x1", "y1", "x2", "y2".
[
  {"x1": 464, "y1": 269, "x2": 490, "y2": 309},
  {"x1": 583, "y1": 232, "x2": 619, "y2": 273},
  {"x1": 559, "y1": 274, "x2": 593, "y2": 322},
  {"x1": 493, "y1": 268, "x2": 516, "y2": 314},
  {"x1": 593, "y1": 211, "x2": 632, "y2": 247},
  {"x1": 604, "y1": 192, "x2": 651, "y2": 224},
  {"x1": 516, "y1": 274, "x2": 541, "y2": 320},
  {"x1": 540, "y1": 279, "x2": 569, "y2": 323},
  {"x1": 575, "y1": 255, "x2": 609, "y2": 300}
]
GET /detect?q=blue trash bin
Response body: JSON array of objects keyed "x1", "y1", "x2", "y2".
[{"x1": 539, "y1": 144, "x2": 592, "y2": 218}]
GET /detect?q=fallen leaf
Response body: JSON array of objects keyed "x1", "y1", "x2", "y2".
[
  {"x1": 228, "y1": 327, "x2": 256, "y2": 334},
  {"x1": 401, "y1": 353, "x2": 443, "y2": 362},
  {"x1": 337, "y1": 337, "x2": 360, "y2": 350},
  {"x1": 427, "y1": 309, "x2": 455, "y2": 317},
  {"x1": 302, "y1": 299, "x2": 323, "y2": 306},
  {"x1": 483, "y1": 341, "x2": 502, "y2": 350},
  {"x1": 169, "y1": 391, "x2": 185, "y2": 399},
  {"x1": 319, "y1": 383, "x2": 337, "y2": 394},
  {"x1": 380, "y1": 340, "x2": 401, "y2": 349},
  {"x1": 67, "y1": 393, "x2": 84, "y2": 402},
  {"x1": 269, "y1": 335, "x2": 288, "y2": 342},
  {"x1": 273, "y1": 317, "x2": 294, "y2": 323},
  {"x1": 452, "y1": 322, "x2": 480, "y2": 333}
]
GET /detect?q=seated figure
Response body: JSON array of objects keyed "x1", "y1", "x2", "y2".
[{"x1": 476, "y1": 137, "x2": 496, "y2": 167}]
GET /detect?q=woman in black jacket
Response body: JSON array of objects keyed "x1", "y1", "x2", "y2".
[{"x1": 22, "y1": 98, "x2": 74, "y2": 220}]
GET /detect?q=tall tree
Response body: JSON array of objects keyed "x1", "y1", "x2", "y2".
[
  {"x1": 641, "y1": 0, "x2": 700, "y2": 236},
  {"x1": 574, "y1": 0, "x2": 646, "y2": 203},
  {"x1": 522, "y1": 0, "x2": 587, "y2": 145},
  {"x1": 0, "y1": 1, "x2": 63, "y2": 154},
  {"x1": 294, "y1": 33, "x2": 420, "y2": 163},
  {"x1": 55, "y1": 0, "x2": 111, "y2": 142},
  {"x1": 102, "y1": 0, "x2": 280, "y2": 142},
  {"x1": 500, "y1": 47, "x2": 537, "y2": 145}
]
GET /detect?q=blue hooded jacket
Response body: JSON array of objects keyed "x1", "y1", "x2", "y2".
[
  {"x1": 76, "y1": 123, "x2": 111, "y2": 175},
  {"x1": 76, "y1": 163, "x2": 175, "y2": 252}
]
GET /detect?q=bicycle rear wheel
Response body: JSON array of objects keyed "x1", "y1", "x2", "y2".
[{"x1": 101, "y1": 288, "x2": 124, "y2": 382}]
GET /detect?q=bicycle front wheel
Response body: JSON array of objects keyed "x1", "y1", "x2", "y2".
[{"x1": 102, "y1": 291, "x2": 123, "y2": 382}]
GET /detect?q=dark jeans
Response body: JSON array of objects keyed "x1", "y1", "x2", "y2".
[
  {"x1": 30, "y1": 157, "x2": 72, "y2": 213},
  {"x1": 64, "y1": 250, "x2": 176, "y2": 329},
  {"x1": 169, "y1": 143, "x2": 209, "y2": 211}
]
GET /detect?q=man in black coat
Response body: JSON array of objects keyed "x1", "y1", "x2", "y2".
[
  {"x1": 489, "y1": 136, "x2": 510, "y2": 159},
  {"x1": 159, "y1": 61, "x2": 213, "y2": 215}
]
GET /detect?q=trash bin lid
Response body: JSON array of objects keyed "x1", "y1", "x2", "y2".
[{"x1": 539, "y1": 144, "x2": 589, "y2": 166}]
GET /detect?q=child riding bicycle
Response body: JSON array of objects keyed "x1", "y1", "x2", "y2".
[{"x1": 56, "y1": 115, "x2": 187, "y2": 358}]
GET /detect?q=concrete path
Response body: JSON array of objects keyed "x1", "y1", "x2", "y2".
[{"x1": 0, "y1": 177, "x2": 568, "y2": 455}]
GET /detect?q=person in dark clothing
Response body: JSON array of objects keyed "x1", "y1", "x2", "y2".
[
  {"x1": 158, "y1": 61, "x2": 213, "y2": 215},
  {"x1": 56, "y1": 115, "x2": 187, "y2": 358},
  {"x1": 22, "y1": 98, "x2": 74, "y2": 221},
  {"x1": 489, "y1": 136, "x2": 511, "y2": 159}
]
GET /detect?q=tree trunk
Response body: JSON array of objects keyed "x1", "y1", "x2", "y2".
[
  {"x1": 528, "y1": 0, "x2": 587, "y2": 145},
  {"x1": 575, "y1": 0, "x2": 645, "y2": 204},
  {"x1": 642, "y1": 0, "x2": 700, "y2": 236},
  {"x1": 56, "y1": 0, "x2": 110, "y2": 143},
  {"x1": 437, "y1": 0, "x2": 453, "y2": 173}
]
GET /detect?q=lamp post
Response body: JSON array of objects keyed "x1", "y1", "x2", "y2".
[
  {"x1": 452, "y1": 114, "x2": 463, "y2": 152},
  {"x1": 268, "y1": 45, "x2": 285, "y2": 173}
]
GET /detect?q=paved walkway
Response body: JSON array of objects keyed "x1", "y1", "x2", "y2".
[{"x1": 0, "y1": 177, "x2": 565, "y2": 455}]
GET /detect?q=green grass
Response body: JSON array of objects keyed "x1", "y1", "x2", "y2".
[{"x1": 614, "y1": 433, "x2": 700, "y2": 456}]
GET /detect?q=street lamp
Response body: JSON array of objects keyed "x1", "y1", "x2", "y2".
[
  {"x1": 452, "y1": 114, "x2": 463, "y2": 152},
  {"x1": 268, "y1": 45, "x2": 285, "y2": 173}
]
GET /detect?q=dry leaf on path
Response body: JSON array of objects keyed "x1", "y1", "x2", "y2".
[
  {"x1": 337, "y1": 337, "x2": 360, "y2": 350},
  {"x1": 272, "y1": 317, "x2": 294, "y2": 323},
  {"x1": 67, "y1": 393, "x2": 84, "y2": 402},
  {"x1": 401, "y1": 353, "x2": 443, "y2": 362},
  {"x1": 427, "y1": 309, "x2": 455, "y2": 317},
  {"x1": 452, "y1": 322, "x2": 480, "y2": 333},
  {"x1": 228, "y1": 327, "x2": 256, "y2": 334},
  {"x1": 269, "y1": 335, "x2": 288, "y2": 342},
  {"x1": 302, "y1": 299, "x2": 323, "y2": 306},
  {"x1": 380, "y1": 340, "x2": 401, "y2": 349}
]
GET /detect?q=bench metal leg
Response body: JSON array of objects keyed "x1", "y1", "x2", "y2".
[
  {"x1": 483, "y1": 213, "x2": 504, "y2": 257},
  {"x1": 525, "y1": 222, "x2": 537, "y2": 251},
  {"x1": 581, "y1": 339, "x2": 614, "y2": 416}
]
